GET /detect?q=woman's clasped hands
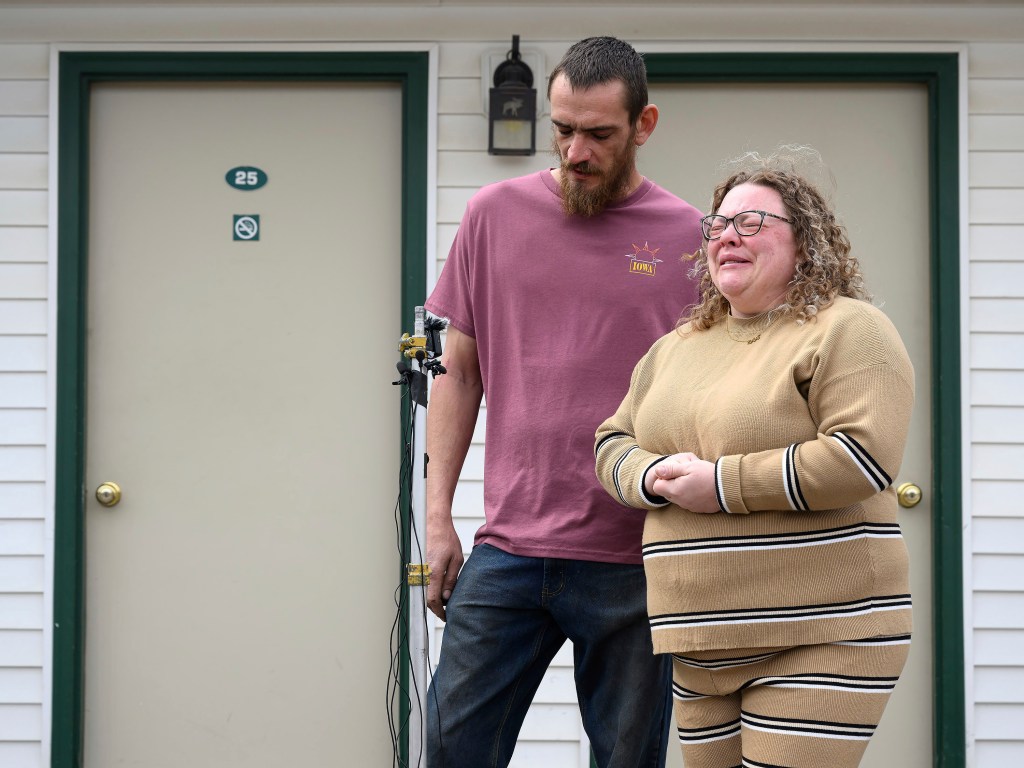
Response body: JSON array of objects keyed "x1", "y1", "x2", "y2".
[{"x1": 645, "y1": 452, "x2": 721, "y2": 513}]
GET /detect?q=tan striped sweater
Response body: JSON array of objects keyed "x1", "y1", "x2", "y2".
[{"x1": 595, "y1": 297, "x2": 915, "y2": 654}]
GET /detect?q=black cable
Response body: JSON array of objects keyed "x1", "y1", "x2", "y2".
[
  {"x1": 389, "y1": 363, "x2": 436, "y2": 768},
  {"x1": 387, "y1": 377, "x2": 413, "y2": 765},
  {"x1": 397, "y1": 393, "x2": 420, "y2": 767},
  {"x1": 405, "y1": 405, "x2": 427, "y2": 768}
]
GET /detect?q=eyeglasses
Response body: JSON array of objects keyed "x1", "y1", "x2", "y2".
[{"x1": 700, "y1": 210, "x2": 794, "y2": 240}]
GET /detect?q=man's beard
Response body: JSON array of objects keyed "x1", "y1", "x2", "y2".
[{"x1": 555, "y1": 135, "x2": 638, "y2": 218}]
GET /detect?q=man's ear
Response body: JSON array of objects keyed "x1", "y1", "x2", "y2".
[{"x1": 634, "y1": 103, "x2": 659, "y2": 147}]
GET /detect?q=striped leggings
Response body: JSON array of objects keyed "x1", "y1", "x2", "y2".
[{"x1": 671, "y1": 636, "x2": 910, "y2": 768}]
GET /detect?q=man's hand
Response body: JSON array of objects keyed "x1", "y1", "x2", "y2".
[{"x1": 426, "y1": 516, "x2": 464, "y2": 622}]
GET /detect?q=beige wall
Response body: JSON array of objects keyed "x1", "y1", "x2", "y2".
[{"x1": 0, "y1": 4, "x2": 1022, "y2": 767}]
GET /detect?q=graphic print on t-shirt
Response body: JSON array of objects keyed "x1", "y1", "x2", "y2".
[{"x1": 627, "y1": 241, "x2": 663, "y2": 277}]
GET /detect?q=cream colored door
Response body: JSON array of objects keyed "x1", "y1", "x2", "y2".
[
  {"x1": 642, "y1": 82, "x2": 932, "y2": 767},
  {"x1": 84, "y1": 81, "x2": 402, "y2": 766}
]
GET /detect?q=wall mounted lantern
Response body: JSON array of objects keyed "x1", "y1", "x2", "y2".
[{"x1": 488, "y1": 35, "x2": 536, "y2": 156}]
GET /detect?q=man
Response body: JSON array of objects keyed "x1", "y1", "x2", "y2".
[{"x1": 424, "y1": 36, "x2": 703, "y2": 767}]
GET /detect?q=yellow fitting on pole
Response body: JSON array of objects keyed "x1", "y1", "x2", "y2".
[{"x1": 407, "y1": 564, "x2": 431, "y2": 586}]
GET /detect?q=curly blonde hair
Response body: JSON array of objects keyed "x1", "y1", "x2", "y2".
[{"x1": 681, "y1": 149, "x2": 869, "y2": 331}]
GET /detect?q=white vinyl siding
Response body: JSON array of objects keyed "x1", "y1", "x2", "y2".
[
  {"x1": 0, "y1": 41, "x2": 48, "y2": 768},
  {"x1": 967, "y1": 41, "x2": 1024, "y2": 766}
]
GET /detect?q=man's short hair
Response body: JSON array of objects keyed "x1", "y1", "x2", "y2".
[{"x1": 547, "y1": 36, "x2": 648, "y2": 124}]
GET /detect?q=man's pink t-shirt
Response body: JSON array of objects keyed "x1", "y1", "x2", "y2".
[{"x1": 426, "y1": 170, "x2": 702, "y2": 564}]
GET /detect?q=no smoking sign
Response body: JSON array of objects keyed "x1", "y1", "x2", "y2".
[{"x1": 233, "y1": 214, "x2": 260, "y2": 241}]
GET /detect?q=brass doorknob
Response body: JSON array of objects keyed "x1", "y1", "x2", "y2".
[
  {"x1": 95, "y1": 482, "x2": 122, "y2": 507},
  {"x1": 896, "y1": 482, "x2": 922, "y2": 508}
]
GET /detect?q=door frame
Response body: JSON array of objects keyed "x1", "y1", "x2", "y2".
[
  {"x1": 642, "y1": 52, "x2": 963, "y2": 767},
  {"x1": 51, "y1": 50, "x2": 430, "y2": 767}
]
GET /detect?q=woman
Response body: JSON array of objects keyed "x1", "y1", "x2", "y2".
[{"x1": 594, "y1": 151, "x2": 914, "y2": 768}]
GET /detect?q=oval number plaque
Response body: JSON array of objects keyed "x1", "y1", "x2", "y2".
[{"x1": 225, "y1": 166, "x2": 268, "y2": 191}]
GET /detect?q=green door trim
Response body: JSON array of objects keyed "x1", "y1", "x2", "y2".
[
  {"x1": 52, "y1": 50, "x2": 429, "y2": 767},
  {"x1": 642, "y1": 52, "x2": 964, "y2": 768}
]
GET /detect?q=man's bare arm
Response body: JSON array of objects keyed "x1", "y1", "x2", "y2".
[{"x1": 424, "y1": 326, "x2": 483, "y2": 621}]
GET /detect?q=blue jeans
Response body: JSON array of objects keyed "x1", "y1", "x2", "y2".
[{"x1": 426, "y1": 544, "x2": 672, "y2": 768}]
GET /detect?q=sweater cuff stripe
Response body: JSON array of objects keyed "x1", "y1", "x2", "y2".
[
  {"x1": 612, "y1": 445, "x2": 639, "y2": 505},
  {"x1": 595, "y1": 431, "x2": 630, "y2": 457},
  {"x1": 783, "y1": 444, "x2": 810, "y2": 511},
  {"x1": 640, "y1": 456, "x2": 671, "y2": 507},
  {"x1": 714, "y1": 459, "x2": 730, "y2": 514},
  {"x1": 831, "y1": 431, "x2": 891, "y2": 492}
]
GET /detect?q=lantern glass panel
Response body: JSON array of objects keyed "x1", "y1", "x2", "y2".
[{"x1": 488, "y1": 87, "x2": 536, "y2": 155}]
